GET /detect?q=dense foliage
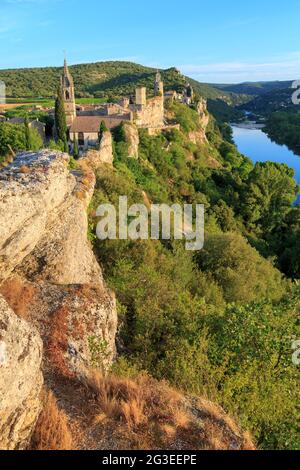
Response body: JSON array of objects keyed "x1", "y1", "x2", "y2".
[
  {"x1": 89, "y1": 104, "x2": 300, "y2": 450},
  {"x1": 0, "y1": 121, "x2": 42, "y2": 158},
  {"x1": 264, "y1": 111, "x2": 300, "y2": 155}
]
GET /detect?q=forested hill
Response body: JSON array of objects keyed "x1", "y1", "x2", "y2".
[
  {"x1": 213, "y1": 80, "x2": 293, "y2": 96},
  {"x1": 243, "y1": 86, "x2": 295, "y2": 115},
  {"x1": 0, "y1": 60, "x2": 239, "y2": 102}
]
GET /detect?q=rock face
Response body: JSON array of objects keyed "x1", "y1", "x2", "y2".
[
  {"x1": 188, "y1": 99, "x2": 210, "y2": 146},
  {"x1": 0, "y1": 295, "x2": 43, "y2": 450},
  {"x1": 0, "y1": 149, "x2": 118, "y2": 449},
  {"x1": 0, "y1": 150, "x2": 103, "y2": 285},
  {"x1": 123, "y1": 122, "x2": 139, "y2": 158},
  {"x1": 82, "y1": 131, "x2": 113, "y2": 168},
  {"x1": 2, "y1": 280, "x2": 117, "y2": 379},
  {"x1": 0, "y1": 151, "x2": 76, "y2": 284}
]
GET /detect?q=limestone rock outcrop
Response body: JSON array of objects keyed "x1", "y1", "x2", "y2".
[
  {"x1": 188, "y1": 98, "x2": 210, "y2": 146},
  {"x1": 82, "y1": 131, "x2": 113, "y2": 168},
  {"x1": 0, "y1": 151, "x2": 76, "y2": 284},
  {"x1": 0, "y1": 295, "x2": 43, "y2": 450},
  {"x1": 123, "y1": 122, "x2": 139, "y2": 158},
  {"x1": 0, "y1": 150, "x2": 103, "y2": 285},
  {"x1": 1, "y1": 280, "x2": 117, "y2": 379},
  {"x1": 0, "y1": 149, "x2": 118, "y2": 448}
]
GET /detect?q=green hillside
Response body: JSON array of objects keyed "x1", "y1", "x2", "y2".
[
  {"x1": 0, "y1": 61, "x2": 231, "y2": 101},
  {"x1": 243, "y1": 87, "x2": 295, "y2": 115},
  {"x1": 214, "y1": 80, "x2": 293, "y2": 96}
]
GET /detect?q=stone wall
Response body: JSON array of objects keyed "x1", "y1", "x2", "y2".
[{"x1": 134, "y1": 96, "x2": 164, "y2": 129}]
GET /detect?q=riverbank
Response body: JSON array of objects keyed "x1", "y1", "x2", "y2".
[
  {"x1": 232, "y1": 125, "x2": 300, "y2": 204},
  {"x1": 231, "y1": 121, "x2": 266, "y2": 130}
]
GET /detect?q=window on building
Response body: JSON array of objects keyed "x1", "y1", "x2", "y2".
[
  {"x1": 65, "y1": 90, "x2": 70, "y2": 100},
  {"x1": 78, "y1": 132, "x2": 84, "y2": 146}
]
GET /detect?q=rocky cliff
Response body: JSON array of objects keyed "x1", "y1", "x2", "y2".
[
  {"x1": 0, "y1": 295, "x2": 43, "y2": 450},
  {"x1": 123, "y1": 122, "x2": 140, "y2": 158},
  {"x1": 0, "y1": 149, "x2": 117, "y2": 449}
]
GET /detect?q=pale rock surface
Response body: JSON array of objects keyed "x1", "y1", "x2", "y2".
[
  {"x1": 0, "y1": 295, "x2": 43, "y2": 450},
  {"x1": 23, "y1": 282, "x2": 118, "y2": 378},
  {"x1": 0, "y1": 150, "x2": 76, "y2": 283},
  {"x1": 17, "y1": 196, "x2": 103, "y2": 285},
  {"x1": 123, "y1": 122, "x2": 139, "y2": 158},
  {"x1": 82, "y1": 131, "x2": 113, "y2": 168},
  {"x1": 0, "y1": 149, "x2": 118, "y2": 449}
]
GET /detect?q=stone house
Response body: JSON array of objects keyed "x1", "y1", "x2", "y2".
[{"x1": 69, "y1": 115, "x2": 125, "y2": 150}]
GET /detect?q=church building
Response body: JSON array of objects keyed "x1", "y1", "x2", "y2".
[{"x1": 59, "y1": 60, "x2": 166, "y2": 151}]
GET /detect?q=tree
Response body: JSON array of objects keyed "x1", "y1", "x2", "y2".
[
  {"x1": 99, "y1": 120, "x2": 108, "y2": 140},
  {"x1": 0, "y1": 122, "x2": 42, "y2": 157},
  {"x1": 196, "y1": 232, "x2": 285, "y2": 303},
  {"x1": 24, "y1": 115, "x2": 31, "y2": 150},
  {"x1": 242, "y1": 162, "x2": 298, "y2": 236},
  {"x1": 55, "y1": 86, "x2": 67, "y2": 145},
  {"x1": 73, "y1": 133, "x2": 79, "y2": 159}
]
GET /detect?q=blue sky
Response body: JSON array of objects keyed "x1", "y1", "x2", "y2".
[{"x1": 1, "y1": 0, "x2": 300, "y2": 83}]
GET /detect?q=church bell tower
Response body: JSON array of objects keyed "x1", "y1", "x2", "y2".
[{"x1": 61, "y1": 59, "x2": 76, "y2": 125}]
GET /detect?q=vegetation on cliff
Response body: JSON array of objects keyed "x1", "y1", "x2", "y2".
[
  {"x1": 89, "y1": 103, "x2": 300, "y2": 450},
  {"x1": 0, "y1": 122, "x2": 42, "y2": 160}
]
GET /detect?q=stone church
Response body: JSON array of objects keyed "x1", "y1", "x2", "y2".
[{"x1": 60, "y1": 60, "x2": 166, "y2": 150}]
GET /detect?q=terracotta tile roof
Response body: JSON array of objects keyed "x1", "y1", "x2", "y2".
[{"x1": 69, "y1": 116, "x2": 127, "y2": 132}]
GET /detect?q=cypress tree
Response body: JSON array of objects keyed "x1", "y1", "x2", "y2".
[
  {"x1": 99, "y1": 120, "x2": 108, "y2": 143},
  {"x1": 73, "y1": 133, "x2": 79, "y2": 159},
  {"x1": 55, "y1": 86, "x2": 67, "y2": 145},
  {"x1": 24, "y1": 115, "x2": 31, "y2": 150}
]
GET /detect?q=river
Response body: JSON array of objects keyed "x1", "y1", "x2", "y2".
[{"x1": 232, "y1": 125, "x2": 300, "y2": 204}]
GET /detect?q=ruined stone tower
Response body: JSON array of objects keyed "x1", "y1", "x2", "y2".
[
  {"x1": 154, "y1": 71, "x2": 164, "y2": 96},
  {"x1": 135, "y1": 87, "x2": 147, "y2": 109},
  {"x1": 61, "y1": 59, "x2": 76, "y2": 125}
]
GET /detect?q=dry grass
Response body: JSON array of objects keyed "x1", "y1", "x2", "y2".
[
  {"x1": 0, "y1": 277, "x2": 36, "y2": 319},
  {"x1": 85, "y1": 372, "x2": 195, "y2": 448},
  {"x1": 47, "y1": 305, "x2": 74, "y2": 378},
  {"x1": 84, "y1": 372, "x2": 255, "y2": 450},
  {"x1": 31, "y1": 390, "x2": 73, "y2": 450}
]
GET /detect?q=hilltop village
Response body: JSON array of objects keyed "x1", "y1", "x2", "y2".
[
  {"x1": 0, "y1": 60, "x2": 209, "y2": 160},
  {"x1": 59, "y1": 60, "x2": 207, "y2": 153}
]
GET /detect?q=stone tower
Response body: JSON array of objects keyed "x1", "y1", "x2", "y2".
[
  {"x1": 61, "y1": 59, "x2": 76, "y2": 125},
  {"x1": 135, "y1": 87, "x2": 147, "y2": 109},
  {"x1": 154, "y1": 71, "x2": 164, "y2": 96}
]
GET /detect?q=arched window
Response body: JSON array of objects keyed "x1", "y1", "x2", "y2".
[{"x1": 65, "y1": 90, "x2": 70, "y2": 100}]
